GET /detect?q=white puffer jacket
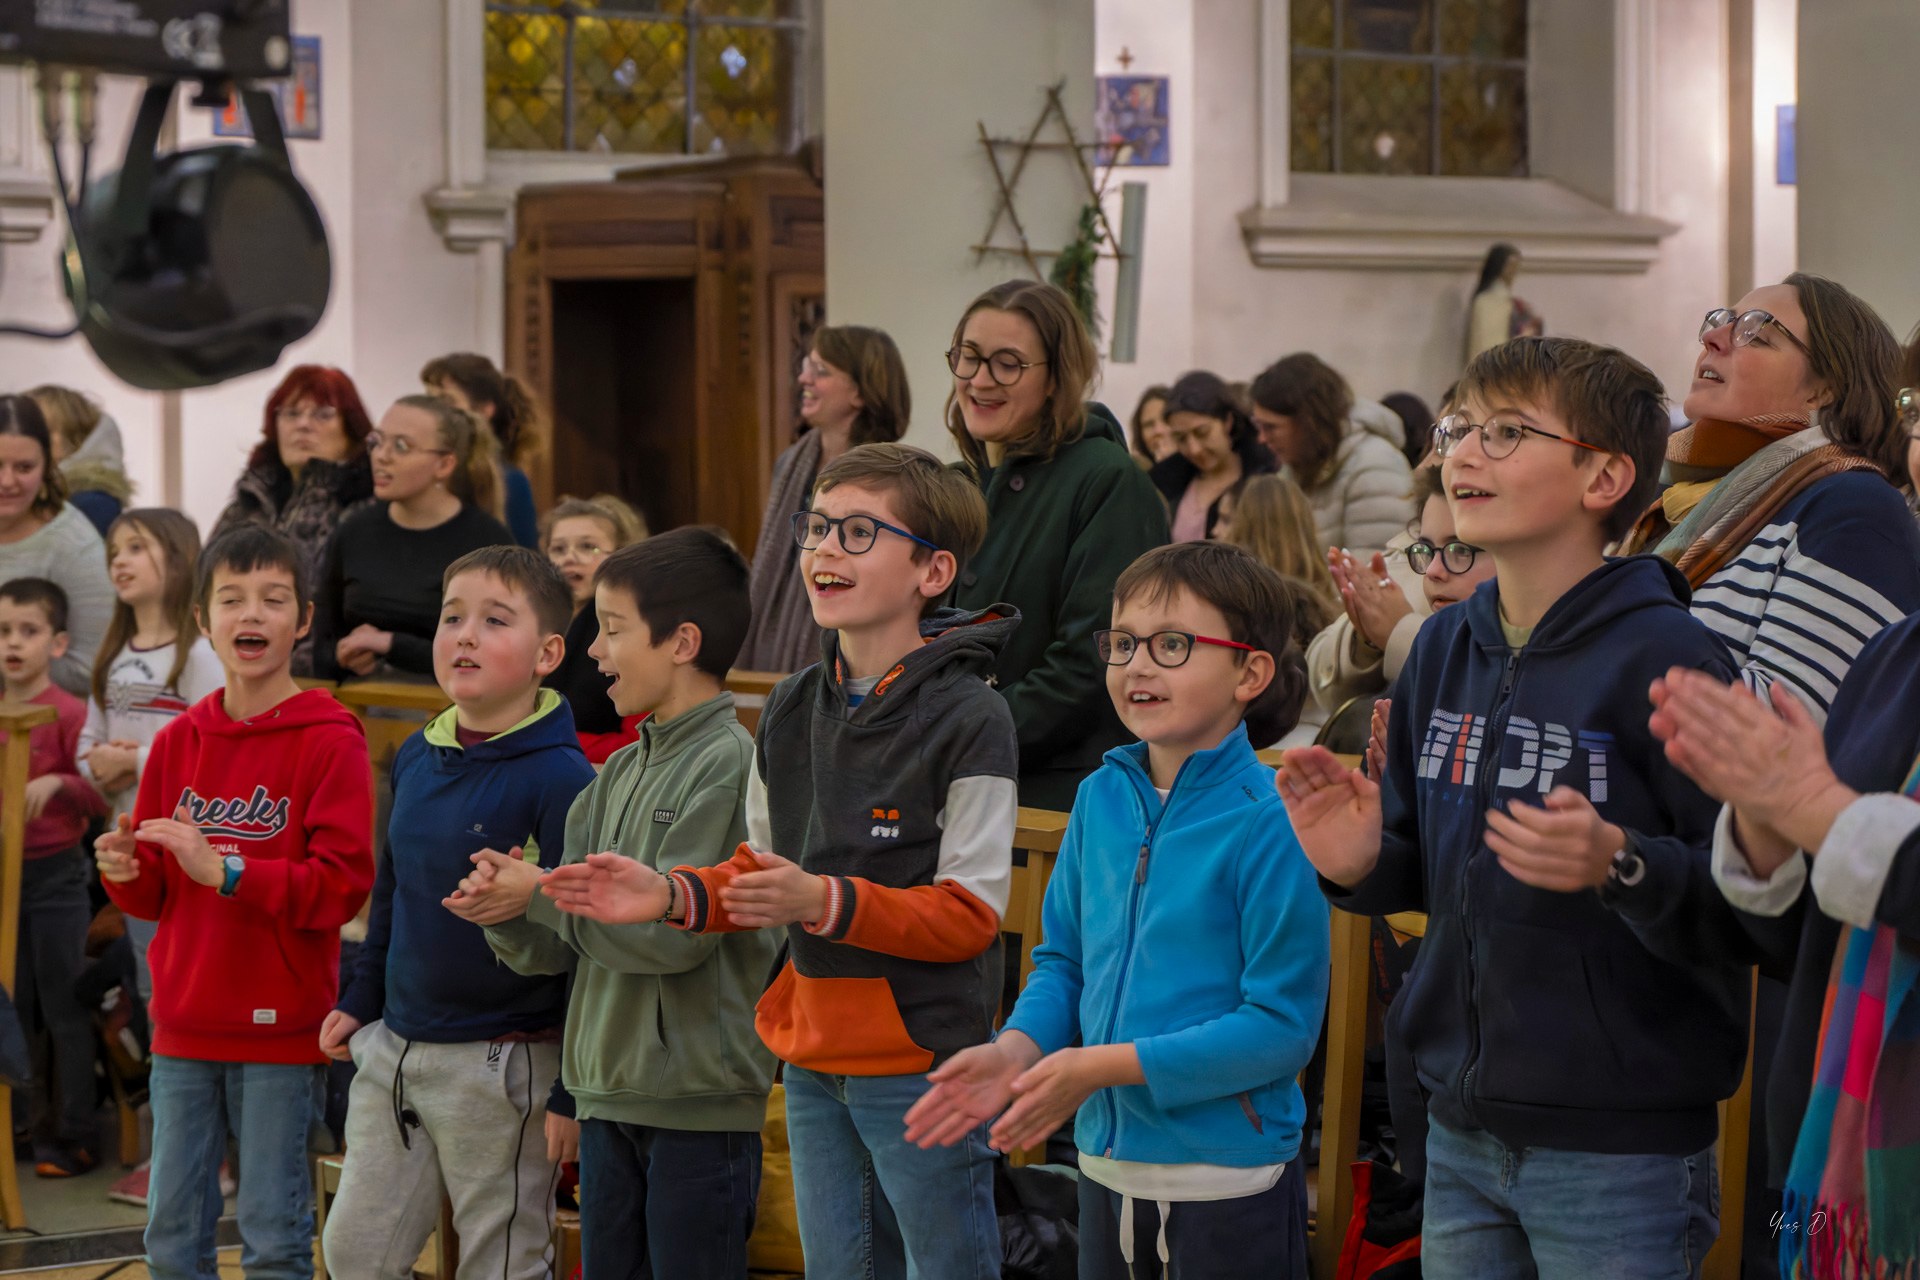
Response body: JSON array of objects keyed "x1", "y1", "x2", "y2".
[{"x1": 1289, "y1": 400, "x2": 1416, "y2": 555}]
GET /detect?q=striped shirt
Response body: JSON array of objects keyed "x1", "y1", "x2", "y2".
[{"x1": 1687, "y1": 472, "x2": 1920, "y2": 723}]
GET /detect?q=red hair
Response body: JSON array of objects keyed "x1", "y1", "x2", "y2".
[{"x1": 249, "y1": 365, "x2": 376, "y2": 472}]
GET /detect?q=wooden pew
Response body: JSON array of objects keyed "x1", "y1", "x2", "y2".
[
  {"x1": 726, "y1": 668, "x2": 787, "y2": 736},
  {"x1": 0, "y1": 700, "x2": 56, "y2": 1230},
  {"x1": 329, "y1": 679, "x2": 450, "y2": 781}
]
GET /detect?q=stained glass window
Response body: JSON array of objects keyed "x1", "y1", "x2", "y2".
[
  {"x1": 485, "y1": 1, "x2": 805, "y2": 155},
  {"x1": 1291, "y1": 0, "x2": 1527, "y2": 177}
]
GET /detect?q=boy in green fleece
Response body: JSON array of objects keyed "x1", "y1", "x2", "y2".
[{"x1": 452, "y1": 526, "x2": 777, "y2": 1279}]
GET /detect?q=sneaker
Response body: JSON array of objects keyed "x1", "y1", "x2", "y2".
[
  {"x1": 35, "y1": 1146, "x2": 98, "y2": 1179},
  {"x1": 218, "y1": 1161, "x2": 236, "y2": 1198},
  {"x1": 107, "y1": 1162, "x2": 149, "y2": 1207}
]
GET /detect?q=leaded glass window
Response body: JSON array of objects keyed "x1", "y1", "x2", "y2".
[
  {"x1": 1290, "y1": 0, "x2": 1527, "y2": 177},
  {"x1": 485, "y1": 1, "x2": 805, "y2": 155}
]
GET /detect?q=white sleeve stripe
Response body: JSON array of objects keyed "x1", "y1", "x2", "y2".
[{"x1": 932, "y1": 774, "x2": 1016, "y2": 918}]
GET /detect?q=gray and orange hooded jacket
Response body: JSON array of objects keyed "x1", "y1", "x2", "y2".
[{"x1": 673, "y1": 603, "x2": 1022, "y2": 1076}]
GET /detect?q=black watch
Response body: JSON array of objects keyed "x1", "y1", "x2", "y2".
[{"x1": 1607, "y1": 838, "x2": 1646, "y2": 889}]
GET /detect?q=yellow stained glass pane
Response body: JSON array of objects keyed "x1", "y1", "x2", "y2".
[
  {"x1": 1339, "y1": 58, "x2": 1432, "y2": 175},
  {"x1": 692, "y1": 23, "x2": 793, "y2": 155},
  {"x1": 1439, "y1": 63, "x2": 1526, "y2": 176},
  {"x1": 1292, "y1": 0, "x2": 1334, "y2": 49},
  {"x1": 485, "y1": 12, "x2": 566, "y2": 150},
  {"x1": 1344, "y1": 0, "x2": 1434, "y2": 55},
  {"x1": 1290, "y1": 54, "x2": 1333, "y2": 172},
  {"x1": 574, "y1": 16, "x2": 688, "y2": 154},
  {"x1": 1439, "y1": 0, "x2": 1526, "y2": 59}
]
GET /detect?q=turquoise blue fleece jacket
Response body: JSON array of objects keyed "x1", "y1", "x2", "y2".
[{"x1": 1003, "y1": 724, "x2": 1330, "y2": 1167}]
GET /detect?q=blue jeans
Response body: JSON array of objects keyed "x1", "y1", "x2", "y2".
[
  {"x1": 784, "y1": 1065, "x2": 999, "y2": 1280},
  {"x1": 577, "y1": 1118, "x2": 761, "y2": 1280},
  {"x1": 146, "y1": 1055, "x2": 323, "y2": 1280},
  {"x1": 1423, "y1": 1117, "x2": 1720, "y2": 1280}
]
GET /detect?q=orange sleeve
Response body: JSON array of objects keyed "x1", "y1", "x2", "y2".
[
  {"x1": 806, "y1": 878, "x2": 1001, "y2": 962},
  {"x1": 668, "y1": 844, "x2": 762, "y2": 933}
]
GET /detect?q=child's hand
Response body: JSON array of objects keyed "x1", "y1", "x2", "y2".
[
  {"x1": 545, "y1": 1113, "x2": 580, "y2": 1164},
  {"x1": 318, "y1": 1010, "x2": 362, "y2": 1062},
  {"x1": 1276, "y1": 746, "x2": 1382, "y2": 888},
  {"x1": 719, "y1": 849, "x2": 826, "y2": 929},
  {"x1": 22, "y1": 774, "x2": 61, "y2": 822},
  {"x1": 95, "y1": 814, "x2": 140, "y2": 884},
  {"x1": 1332, "y1": 549, "x2": 1414, "y2": 652},
  {"x1": 84, "y1": 742, "x2": 139, "y2": 792},
  {"x1": 137, "y1": 807, "x2": 224, "y2": 888},
  {"x1": 539, "y1": 853, "x2": 671, "y2": 924},
  {"x1": 1485, "y1": 787, "x2": 1625, "y2": 893},
  {"x1": 988, "y1": 1046, "x2": 1110, "y2": 1153},
  {"x1": 1365, "y1": 697, "x2": 1391, "y2": 781},
  {"x1": 442, "y1": 847, "x2": 540, "y2": 924},
  {"x1": 904, "y1": 1036, "x2": 1040, "y2": 1149}
]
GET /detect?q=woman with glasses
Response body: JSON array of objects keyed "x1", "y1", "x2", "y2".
[
  {"x1": 309, "y1": 396, "x2": 511, "y2": 681},
  {"x1": 540, "y1": 493, "x2": 648, "y2": 763},
  {"x1": 211, "y1": 365, "x2": 377, "y2": 675},
  {"x1": 946, "y1": 279, "x2": 1170, "y2": 810},
  {"x1": 1620, "y1": 276, "x2": 1920, "y2": 1265},
  {"x1": 737, "y1": 325, "x2": 911, "y2": 674}
]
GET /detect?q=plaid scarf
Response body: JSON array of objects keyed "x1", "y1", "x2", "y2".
[{"x1": 1781, "y1": 753, "x2": 1920, "y2": 1279}]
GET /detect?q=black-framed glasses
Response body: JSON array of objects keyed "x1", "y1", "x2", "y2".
[
  {"x1": 1899, "y1": 386, "x2": 1919, "y2": 433},
  {"x1": 365, "y1": 431, "x2": 450, "y2": 459},
  {"x1": 1699, "y1": 307, "x2": 1813, "y2": 357},
  {"x1": 1404, "y1": 538, "x2": 1486, "y2": 576},
  {"x1": 945, "y1": 345, "x2": 1048, "y2": 387},
  {"x1": 792, "y1": 511, "x2": 942, "y2": 555},
  {"x1": 1430, "y1": 414, "x2": 1609, "y2": 461},
  {"x1": 1094, "y1": 629, "x2": 1256, "y2": 668}
]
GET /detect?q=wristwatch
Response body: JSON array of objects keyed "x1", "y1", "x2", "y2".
[
  {"x1": 218, "y1": 855, "x2": 246, "y2": 898},
  {"x1": 1607, "y1": 837, "x2": 1646, "y2": 890}
]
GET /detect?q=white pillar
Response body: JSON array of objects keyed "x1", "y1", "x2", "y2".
[{"x1": 822, "y1": 0, "x2": 1097, "y2": 455}]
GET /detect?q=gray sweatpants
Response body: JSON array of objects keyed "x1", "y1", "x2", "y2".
[{"x1": 322, "y1": 1020, "x2": 561, "y2": 1280}]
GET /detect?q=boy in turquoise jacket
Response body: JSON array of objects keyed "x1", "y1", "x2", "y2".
[{"x1": 907, "y1": 540, "x2": 1330, "y2": 1279}]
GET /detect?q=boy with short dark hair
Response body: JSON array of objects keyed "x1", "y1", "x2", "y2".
[
  {"x1": 96, "y1": 526, "x2": 374, "y2": 1279},
  {"x1": 907, "y1": 540, "x2": 1331, "y2": 1280},
  {"x1": 539, "y1": 443, "x2": 1021, "y2": 1280},
  {"x1": 1278, "y1": 337, "x2": 1787, "y2": 1279},
  {"x1": 0, "y1": 577, "x2": 107, "y2": 1177},
  {"x1": 460, "y1": 526, "x2": 777, "y2": 1280},
  {"x1": 320, "y1": 546, "x2": 594, "y2": 1280}
]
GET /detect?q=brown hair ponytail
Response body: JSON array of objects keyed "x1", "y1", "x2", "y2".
[{"x1": 394, "y1": 394, "x2": 502, "y2": 516}]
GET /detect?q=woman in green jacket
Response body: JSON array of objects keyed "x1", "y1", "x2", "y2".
[{"x1": 946, "y1": 280, "x2": 1170, "y2": 810}]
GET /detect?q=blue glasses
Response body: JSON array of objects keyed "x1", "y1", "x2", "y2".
[{"x1": 792, "y1": 511, "x2": 942, "y2": 555}]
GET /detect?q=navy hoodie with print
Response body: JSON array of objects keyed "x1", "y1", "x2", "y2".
[
  {"x1": 337, "y1": 690, "x2": 595, "y2": 1042},
  {"x1": 1330, "y1": 556, "x2": 1792, "y2": 1156}
]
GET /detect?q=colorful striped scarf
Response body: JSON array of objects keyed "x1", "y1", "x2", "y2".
[{"x1": 1781, "y1": 755, "x2": 1920, "y2": 1279}]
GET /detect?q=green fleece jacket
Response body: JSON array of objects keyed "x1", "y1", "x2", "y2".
[{"x1": 483, "y1": 692, "x2": 777, "y2": 1131}]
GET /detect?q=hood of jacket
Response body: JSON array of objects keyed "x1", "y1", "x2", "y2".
[
  {"x1": 814, "y1": 602, "x2": 1021, "y2": 725},
  {"x1": 185, "y1": 685, "x2": 360, "y2": 738},
  {"x1": 1461, "y1": 553, "x2": 1694, "y2": 655},
  {"x1": 421, "y1": 688, "x2": 578, "y2": 765},
  {"x1": 1348, "y1": 398, "x2": 1410, "y2": 453},
  {"x1": 60, "y1": 414, "x2": 133, "y2": 501}
]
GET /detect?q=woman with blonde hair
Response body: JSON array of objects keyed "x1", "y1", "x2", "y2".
[
  {"x1": 311, "y1": 395, "x2": 512, "y2": 681},
  {"x1": 27, "y1": 385, "x2": 133, "y2": 536},
  {"x1": 1216, "y1": 474, "x2": 1338, "y2": 607},
  {"x1": 738, "y1": 324, "x2": 912, "y2": 672},
  {"x1": 945, "y1": 279, "x2": 1169, "y2": 808}
]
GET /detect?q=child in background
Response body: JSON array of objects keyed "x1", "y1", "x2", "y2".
[
  {"x1": 321, "y1": 546, "x2": 593, "y2": 1280},
  {"x1": 540, "y1": 443, "x2": 1020, "y2": 1280},
  {"x1": 77, "y1": 509, "x2": 223, "y2": 1206},
  {"x1": 1279, "y1": 338, "x2": 1790, "y2": 1278},
  {"x1": 540, "y1": 494, "x2": 648, "y2": 762},
  {"x1": 0, "y1": 578, "x2": 107, "y2": 1177},
  {"x1": 907, "y1": 541, "x2": 1329, "y2": 1279},
  {"x1": 459, "y1": 527, "x2": 777, "y2": 1279},
  {"x1": 97, "y1": 527, "x2": 374, "y2": 1280}
]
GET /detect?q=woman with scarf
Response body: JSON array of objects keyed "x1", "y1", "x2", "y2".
[{"x1": 1626, "y1": 274, "x2": 1920, "y2": 1277}]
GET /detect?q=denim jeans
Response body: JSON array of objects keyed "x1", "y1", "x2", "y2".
[
  {"x1": 783, "y1": 1065, "x2": 1000, "y2": 1280},
  {"x1": 577, "y1": 1118, "x2": 761, "y2": 1280},
  {"x1": 146, "y1": 1055, "x2": 323, "y2": 1280},
  {"x1": 1423, "y1": 1117, "x2": 1720, "y2": 1280}
]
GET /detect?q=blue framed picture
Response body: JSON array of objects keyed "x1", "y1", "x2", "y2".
[
  {"x1": 213, "y1": 35, "x2": 322, "y2": 140},
  {"x1": 1096, "y1": 75, "x2": 1170, "y2": 167}
]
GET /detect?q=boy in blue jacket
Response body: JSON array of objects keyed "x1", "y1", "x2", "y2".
[
  {"x1": 907, "y1": 540, "x2": 1330, "y2": 1279},
  {"x1": 319, "y1": 546, "x2": 594, "y2": 1279},
  {"x1": 1279, "y1": 338, "x2": 1793, "y2": 1279}
]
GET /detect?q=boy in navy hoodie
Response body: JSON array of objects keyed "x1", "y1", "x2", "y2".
[
  {"x1": 907, "y1": 540, "x2": 1331, "y2": 1279},
  {"x1": 319, "y1": 546, "x2": 593, "y2": 1279},
  {"x1": 1278, "y1": 338, "x2": 1791, "y2": 1279}
]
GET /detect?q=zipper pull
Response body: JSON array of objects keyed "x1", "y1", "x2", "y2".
[
  {"x1": 1499, "y1": 651, "x2": 1518, "y2": 700},
  {"x1": 1135, "y1": 842, "x2": 1150, "y2": 885}
]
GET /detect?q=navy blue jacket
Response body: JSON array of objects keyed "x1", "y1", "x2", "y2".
[
  {"x1": 337, "y1": 691, "x2": 594, "y2": 1041},
  {"x1": 1331, "y1": 556, "x2": 1790, "y2": 1155}
]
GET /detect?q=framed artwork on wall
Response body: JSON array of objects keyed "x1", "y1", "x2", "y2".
[{"x1": 1096, "y1": 75, "x2": 1170, "y2": 167}]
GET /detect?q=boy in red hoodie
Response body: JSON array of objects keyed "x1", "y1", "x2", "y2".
[
  {"x1": 97, "y1": 527, "x2": 373, "y2": 1280},
  {"x1": 0, "y1": 578, "x2": 106, "y2": 1177}
]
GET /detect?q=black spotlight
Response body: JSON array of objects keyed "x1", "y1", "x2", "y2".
[{"x1": 62, "y1": 81, "x2": 330, "y2": 390}]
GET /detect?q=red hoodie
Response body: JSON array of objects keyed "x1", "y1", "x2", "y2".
[{"x1": 103, "y1": 688, "x2": 374, "y2": 1064}]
